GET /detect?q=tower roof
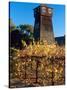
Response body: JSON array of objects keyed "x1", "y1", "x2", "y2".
[{"x1": 34, "y1": 4, "x2": 53, "y2": 11}]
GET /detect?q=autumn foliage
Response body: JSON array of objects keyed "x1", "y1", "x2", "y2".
[{"x1": 10, "y1": 43, "x2": 65, "y2": 88}]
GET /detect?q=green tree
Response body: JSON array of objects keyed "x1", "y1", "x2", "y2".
[
  {"x1": 18, "y1": 24, "x2": 34, "y2": 45},
  {"x1": 19, "y1": 24, "x2": 33, "y2": 33},
  {"x1": 9, "y1": 18, "x2": 16, "y2": 32}
]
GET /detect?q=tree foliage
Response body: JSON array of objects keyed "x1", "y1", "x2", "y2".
[
  {"x1": 9, "y1": 19, "x2": 16, "y2": 32},
  {"x1": 9, "y1": 20, "x2": 34, "y2": 49},
  {"x1": 19, "y1": 24, "x2": 33, "y2": 33}
]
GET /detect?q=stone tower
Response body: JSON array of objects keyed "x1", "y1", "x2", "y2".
[{"x1": 34, "y1": 4, "x2": 55, "y2": 44}]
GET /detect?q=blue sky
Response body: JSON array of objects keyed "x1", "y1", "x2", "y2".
[{"x1": 9, "y1": 2, "x2": 65, "y2": 37}]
